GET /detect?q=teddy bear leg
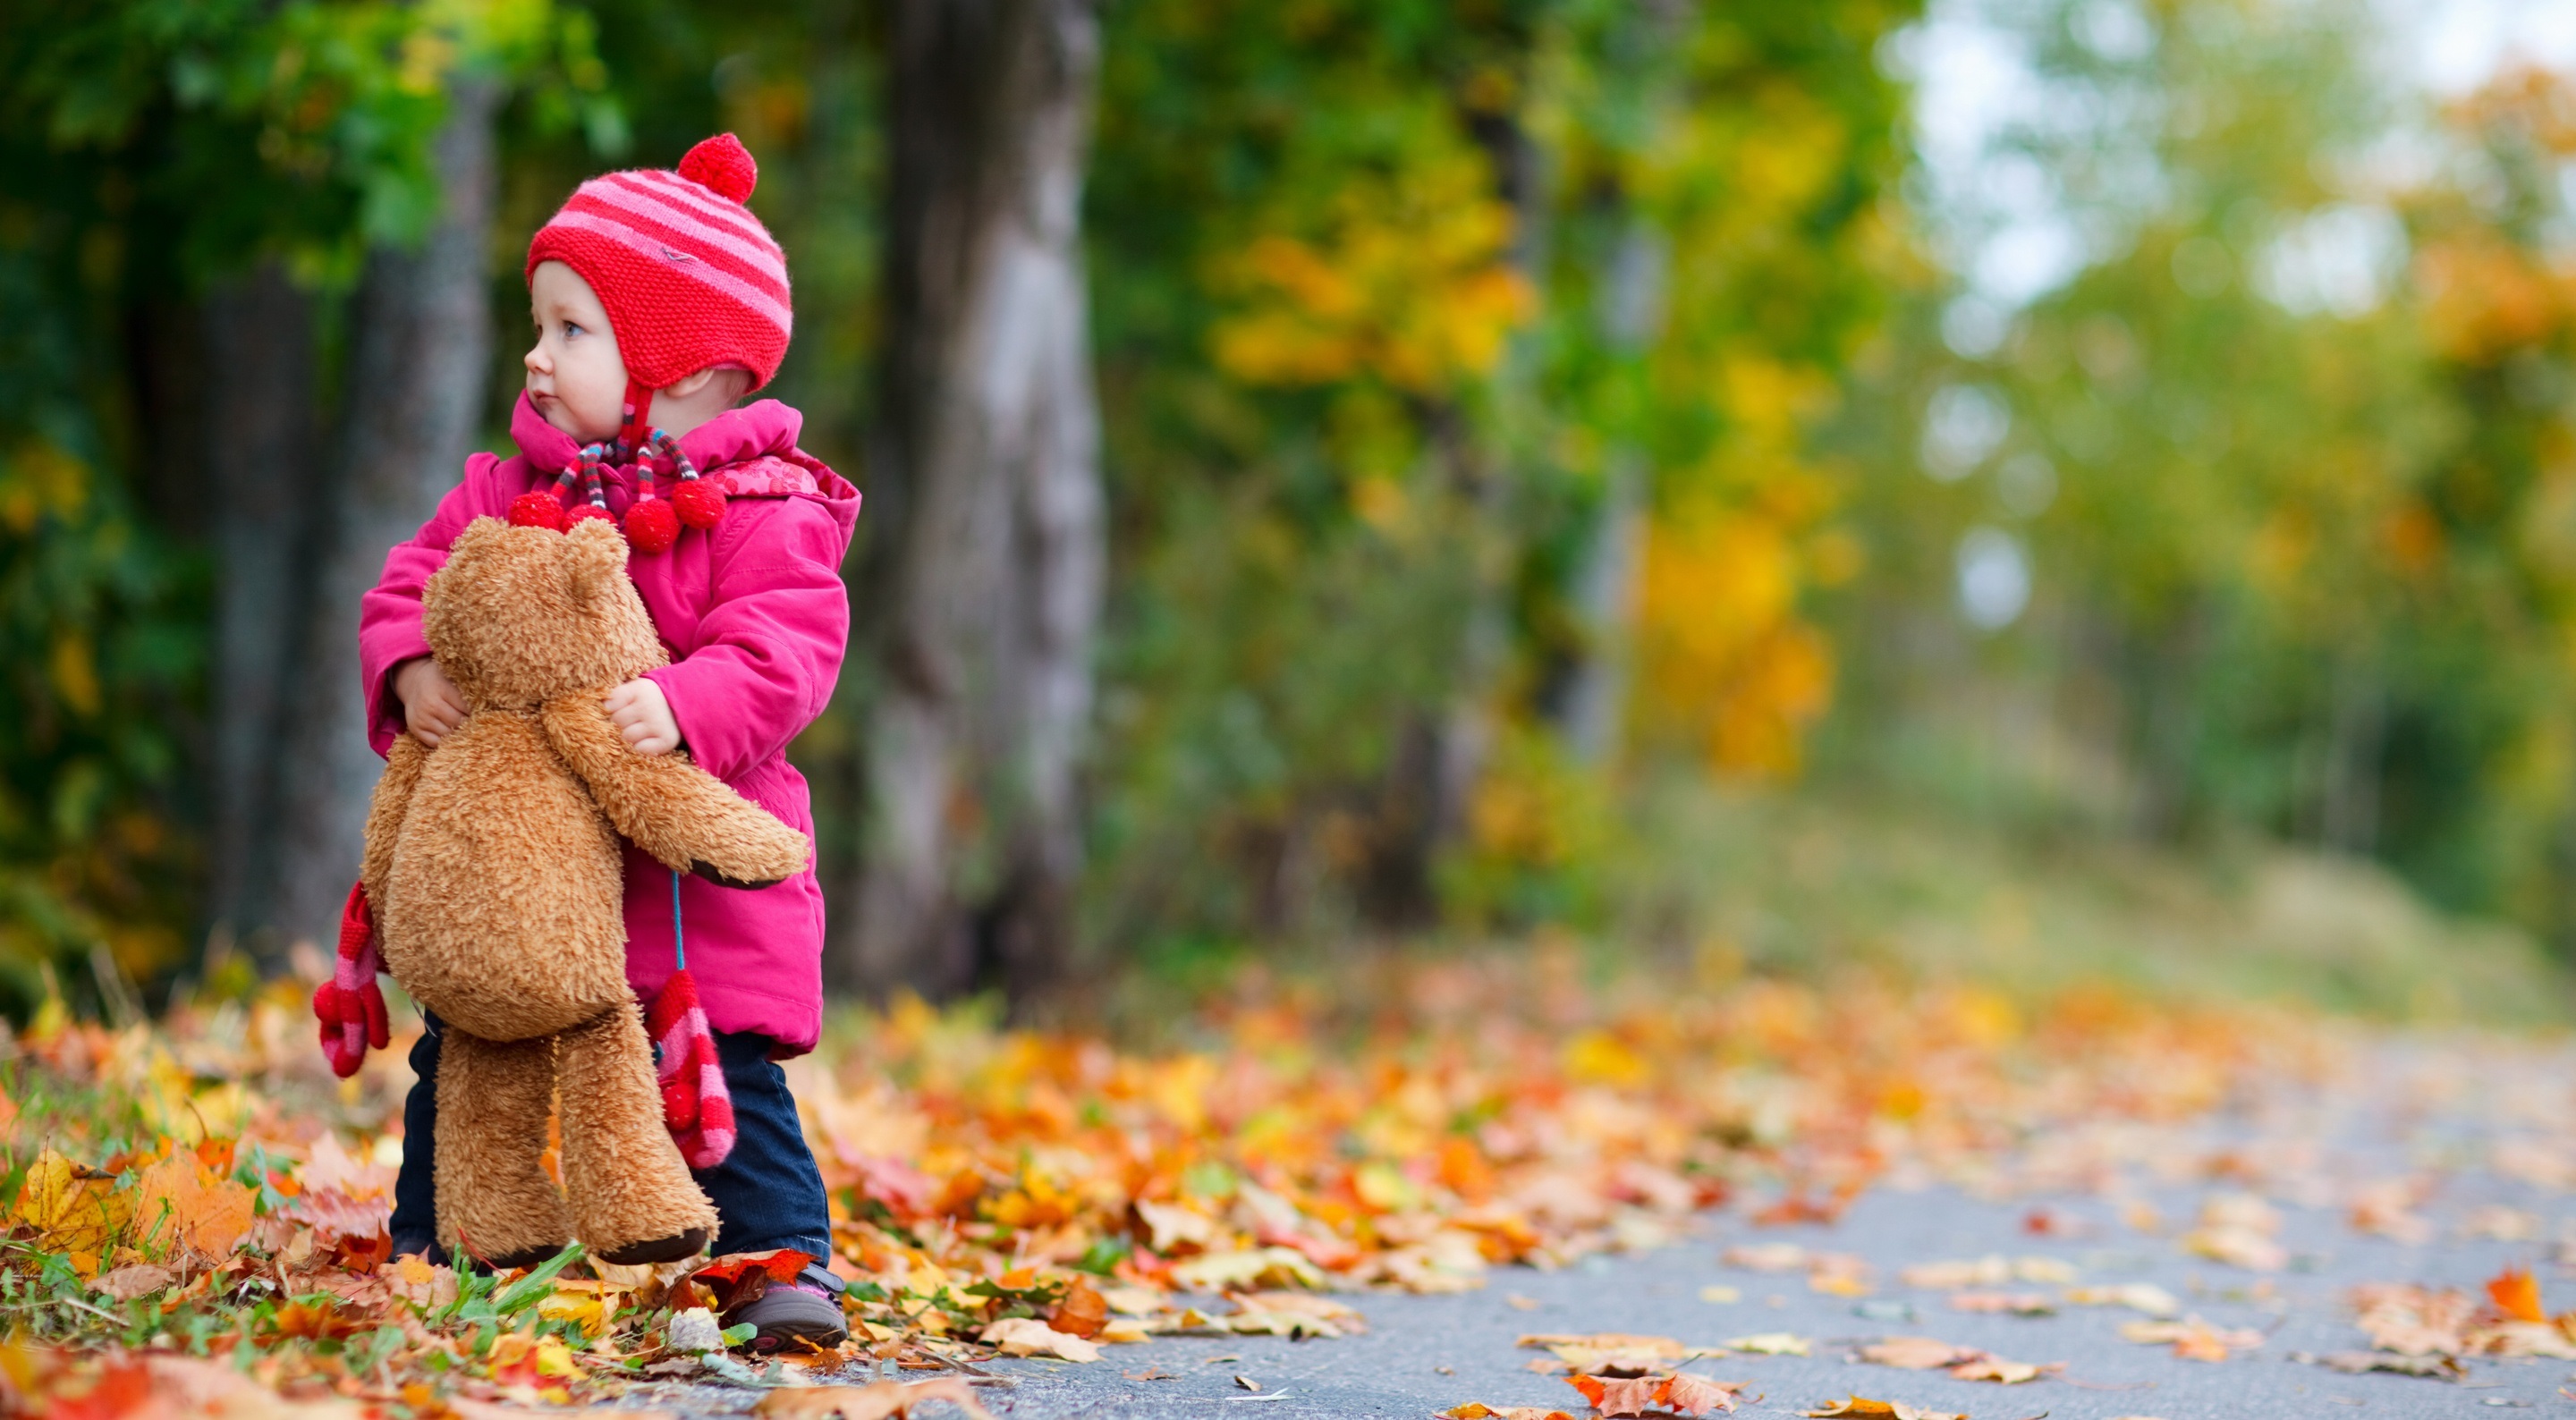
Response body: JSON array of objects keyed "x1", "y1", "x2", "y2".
[
  {"x1": 433, "y1": 1029, "x2": 573, "y2": 1269},
  {"x1": 556, "y1": 1004, "x2": 718, "y2": 1265}
]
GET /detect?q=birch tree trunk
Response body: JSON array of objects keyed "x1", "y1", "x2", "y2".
[
  {"x1": 843, "y1": 0, "x2": 1105, "y2": 1009},
  {"x1": 202, "y1": 264, "x2": 319, "y2": 965},
  {"x1": 270, "y1": 80, "x2": 498, "y2": 951}
]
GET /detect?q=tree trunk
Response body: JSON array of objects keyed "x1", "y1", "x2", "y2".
[
  {"x1": 271, "y1": 80, "x2": 499, "y2": 952},
  {"x1": 201, "y1": 264, "x2": 320, "y2": 964},
  {"x1": 841, "y1": 0, "x2": 1105, "y2": 1010}
]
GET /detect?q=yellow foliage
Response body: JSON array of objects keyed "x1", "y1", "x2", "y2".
[
  {"x1": 1635, "y1": 502, "x2": 1835, "y2": 778},
  {"x1": 12, "y1": 1149, "x2": 129, "y2": 1260},
  {"x1": 1210, "y1": 145, "x2": 1532, "y2": 394},
  {"x1": 0, "y1": 441, "x2": 91, "y2": 534}
]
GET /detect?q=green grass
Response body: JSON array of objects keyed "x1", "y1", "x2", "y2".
[{"x1": 1605, "y1": 779, "x2": 2576, "y2": 1027}]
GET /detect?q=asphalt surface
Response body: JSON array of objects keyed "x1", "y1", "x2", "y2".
[{"x1": 648, "y1": 1038, "x2": 2576, "y2": 1418}]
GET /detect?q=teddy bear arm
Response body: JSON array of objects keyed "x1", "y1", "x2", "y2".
[
  {"x1": 360, "y1": 732, "x2": 431, "y2": 909},
  {"x1": 538, "y1": 691, "x2": 812, "y2": 887}
]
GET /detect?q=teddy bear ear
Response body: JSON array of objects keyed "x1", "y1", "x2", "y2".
[
  {"x1": 451, "y1": 515, "x2": 512, "y2": 557},
  {"x1": 564, "y1": 515, "x2": 631, "y2": 603}
]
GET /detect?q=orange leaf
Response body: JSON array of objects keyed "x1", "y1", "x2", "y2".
[
  {"x1": 753, "y1": 1378, "x2": 997, "y2": 1420},
  {"x1": 1051, "y1": 1277, "x2": 1108, "y2": 1340},
  {"x1": 1566, "y1": 1374, "x2": 1666, "y2": 1417},
  {"x1": 695, "y1": 1248, "x2": 816, "y2": 1288},
  {"x1": 2489, "y1": 1266, "x2": 2545, "y2": 1323}
]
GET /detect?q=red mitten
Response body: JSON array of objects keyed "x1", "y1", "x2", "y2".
[
  {"x1": 313, "y1": 883, "x2": 390, "y2": 1078},
  {"x1": 645, "y1": 968, "x2": 734, "y2": 1169}
]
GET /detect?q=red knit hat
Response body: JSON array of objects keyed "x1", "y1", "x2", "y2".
[{"x1": 526, "y1": 133, "x2": 792, "y2": 393}]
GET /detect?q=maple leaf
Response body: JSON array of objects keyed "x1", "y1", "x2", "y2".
[
  {"x1": 1568, "y1": 1373, "x2": 1665, "y2": 1416},
  {"x1": 982, "y1": 1315, "x2": 1102, "y2": 1361},
  {"x1": 2487, "y1": 1266, "x2": 2544, "y2": 1323},
  {"x1": 131, "y1": 1152, "x2": 254, "y2": 1264},
  {"x1": 13, "y1": 1147, "x2": 126, "y2": 1256},
  {"x1": 755, "y1": 1378, "x2": 997, "y2": 1420},
  {"x1": 1656, "y1": 1373, "x2": 1747, "y2": 1416}
]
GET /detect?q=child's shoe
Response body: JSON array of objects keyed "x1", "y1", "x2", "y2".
[{"x1": 724, "y1": 1263, "x2": 849, "y2": 1353}]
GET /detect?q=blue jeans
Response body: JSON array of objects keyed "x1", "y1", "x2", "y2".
[{"x1": 389, "y1": 1012, "x2": 836, "y2": 1267}]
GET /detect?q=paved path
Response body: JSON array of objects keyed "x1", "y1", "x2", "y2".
[{"x1": 657, "y1": 1038, "x2": 2576, "y2": 1417}]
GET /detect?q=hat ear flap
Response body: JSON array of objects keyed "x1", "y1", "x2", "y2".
[{"x1": 564, "y1": 516, "x2": 631, "y2": 604}]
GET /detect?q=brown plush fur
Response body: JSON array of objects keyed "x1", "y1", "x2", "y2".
[{"x1": 364, "y1": 517, "x2": 813, "y2": 1266}]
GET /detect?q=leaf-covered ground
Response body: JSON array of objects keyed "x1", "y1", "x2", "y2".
[{"x1": 0, "y1": 952, "x2": 2570, "y2": 1418}]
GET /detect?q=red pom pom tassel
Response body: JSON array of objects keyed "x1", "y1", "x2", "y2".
[
  {"x1": 626, "y1": 497, "x2": 680, "y2": 554},
  {"x1": 673, "y1": 479, "x2": 727, "y2": 529},
  {"x1": 508, "y1": 492, "x2": 565, "y2": 530},
  {"x1": 564, "y1": 503, "x2": 618, "y2": 533}
]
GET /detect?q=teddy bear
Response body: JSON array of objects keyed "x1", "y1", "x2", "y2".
[{"x1": 358, "y1": 515, "x2": 812, "y2": 1268}]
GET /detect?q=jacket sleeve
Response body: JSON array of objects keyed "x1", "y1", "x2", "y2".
[
  {"x1": 646, "y1": 496, "x2": 852, "y2": 782},
  {"x1": 357, "y1": 455, "x2": 504, "y2": 756}
]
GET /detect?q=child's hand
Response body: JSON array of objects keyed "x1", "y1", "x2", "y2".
[
  {"x1": 605, "y1": 678, "x2": 683, "y2": 756},
  {"x1": 394, "y1": 657, "x2": 467, "y2": 748}
]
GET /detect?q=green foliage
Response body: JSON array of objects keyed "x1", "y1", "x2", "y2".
[{"x1": 0, "y1": 2, "x2": 612, "y2": 1003}]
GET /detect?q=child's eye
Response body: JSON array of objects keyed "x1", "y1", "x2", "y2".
[{"x1": 564, "y1": 322, "x2": 585, "y2": 339}]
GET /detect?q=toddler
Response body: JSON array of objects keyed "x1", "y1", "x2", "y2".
[{"x1": 359, "y1": 134, "x2": 860, "y2": 1354}]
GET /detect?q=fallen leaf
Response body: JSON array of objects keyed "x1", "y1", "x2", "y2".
[
  {"x1": 1657, "y1": 1372, "x2": 1749, "y2": 1416},
  {"x1": 1052, "y1": 1276, "x2": 1109, "y2": 1339},
  {"x1": 1946, "y1": 1356, "x2": 2051, "y2": 1384},
  {"x1": 1508, "y1": 1293, "x2": 1543, "y2": 1311},
  {"x1": 754, "y1": 1378, "x2": 997, "y2": 1420},
  {"x1": 1799, "y1": 1397, "x2": 1962, "y2": 1420},
  {"x1": 1723, "y1": 1332, "x2": 1810, "y2": 1356},
  {"x1": 1441, "y1": 1407, "x2": 1578, "y2": 1420},
  {"x1": 1947, "y1": 1291, "x2": 2054, "y2": 1315},
  {"x1": 1699, "y1": 1286, "x2": 1741, "y2": 1304},
  {"x1": 92, "y1": 1263, "x2": 174, "y2": 1301},
  {"x1": 1136, "y1": 1199, "x2": 1220, "y2": 1253},
  {"x1": 1858, "y1": 1337, "x2": 1971, "y2": 1370},
  {"x1": 2063, "y1": 1282, "x2": 2181, "y2": 1317},
  {"x1": 2487, "y1": 1265, "x2": 2544, "y2": 1324},
  {"x1": 1568, "y1": 1374, "x2": 1667, "y2": 1416},
  {"x1": 1722, "y1": 1243, "x2": 1808, "y2": 1273},
  {"x1": 983, "y1": 1315, "x2": 1102, "y2": 1362},
  {"x1": 1169, "y1": 1246, "x2": 1325, "y2": 1292},
  {"x1": 1235, "y1": 1374, "x2": 1260, "y2": 1391},
  {"x1": 131, "y1": 1152, "x2": 255, "y2": 1263},
  {"x1": 2290, "y1": 1349, "x2": 2465, "y2": 1380},
  {"x1": 2122, "y1": 1315, "x2": 2263, "y2": 1361}
]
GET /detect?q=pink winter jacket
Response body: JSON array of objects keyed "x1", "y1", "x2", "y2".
[{"x1": 359, "y1": 395, "x2": 860, "y2": 1054}]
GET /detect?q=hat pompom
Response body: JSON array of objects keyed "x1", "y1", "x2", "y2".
[
  {"x1": 678, "y1": 134, "x2": 758, "y2": 205},
  {"x1": 564, "y1": 502, "x2": 618, "y2": 534}
]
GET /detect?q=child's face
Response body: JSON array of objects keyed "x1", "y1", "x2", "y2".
[{"x1": 524, "y1": 261, "x2": 627, "y2": 442}]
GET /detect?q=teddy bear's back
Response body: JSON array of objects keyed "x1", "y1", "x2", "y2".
[{"x1": 377, "y1": 708, "x2": 633, "y2": 1042}]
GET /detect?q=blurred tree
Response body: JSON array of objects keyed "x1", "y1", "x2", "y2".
[{"x1": 845, "y1": 0, "x2": 1106, "y2": 1008}]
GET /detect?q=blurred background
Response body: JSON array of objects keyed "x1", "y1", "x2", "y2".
[{"x1": 6, "y1": 0, "x2": 2576, "y2": 1028}]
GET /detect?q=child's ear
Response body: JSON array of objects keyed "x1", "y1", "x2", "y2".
[{"x1": 564, "y1": 518, "x2": 630, "y2": 604}]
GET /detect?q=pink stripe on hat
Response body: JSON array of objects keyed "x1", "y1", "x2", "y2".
[
  {"x1": 545, "y1": 209, "x2": 795, "y2": 337},
  {"x1": 569, "y1": 180, "x2": 788, "y2": 290}
]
